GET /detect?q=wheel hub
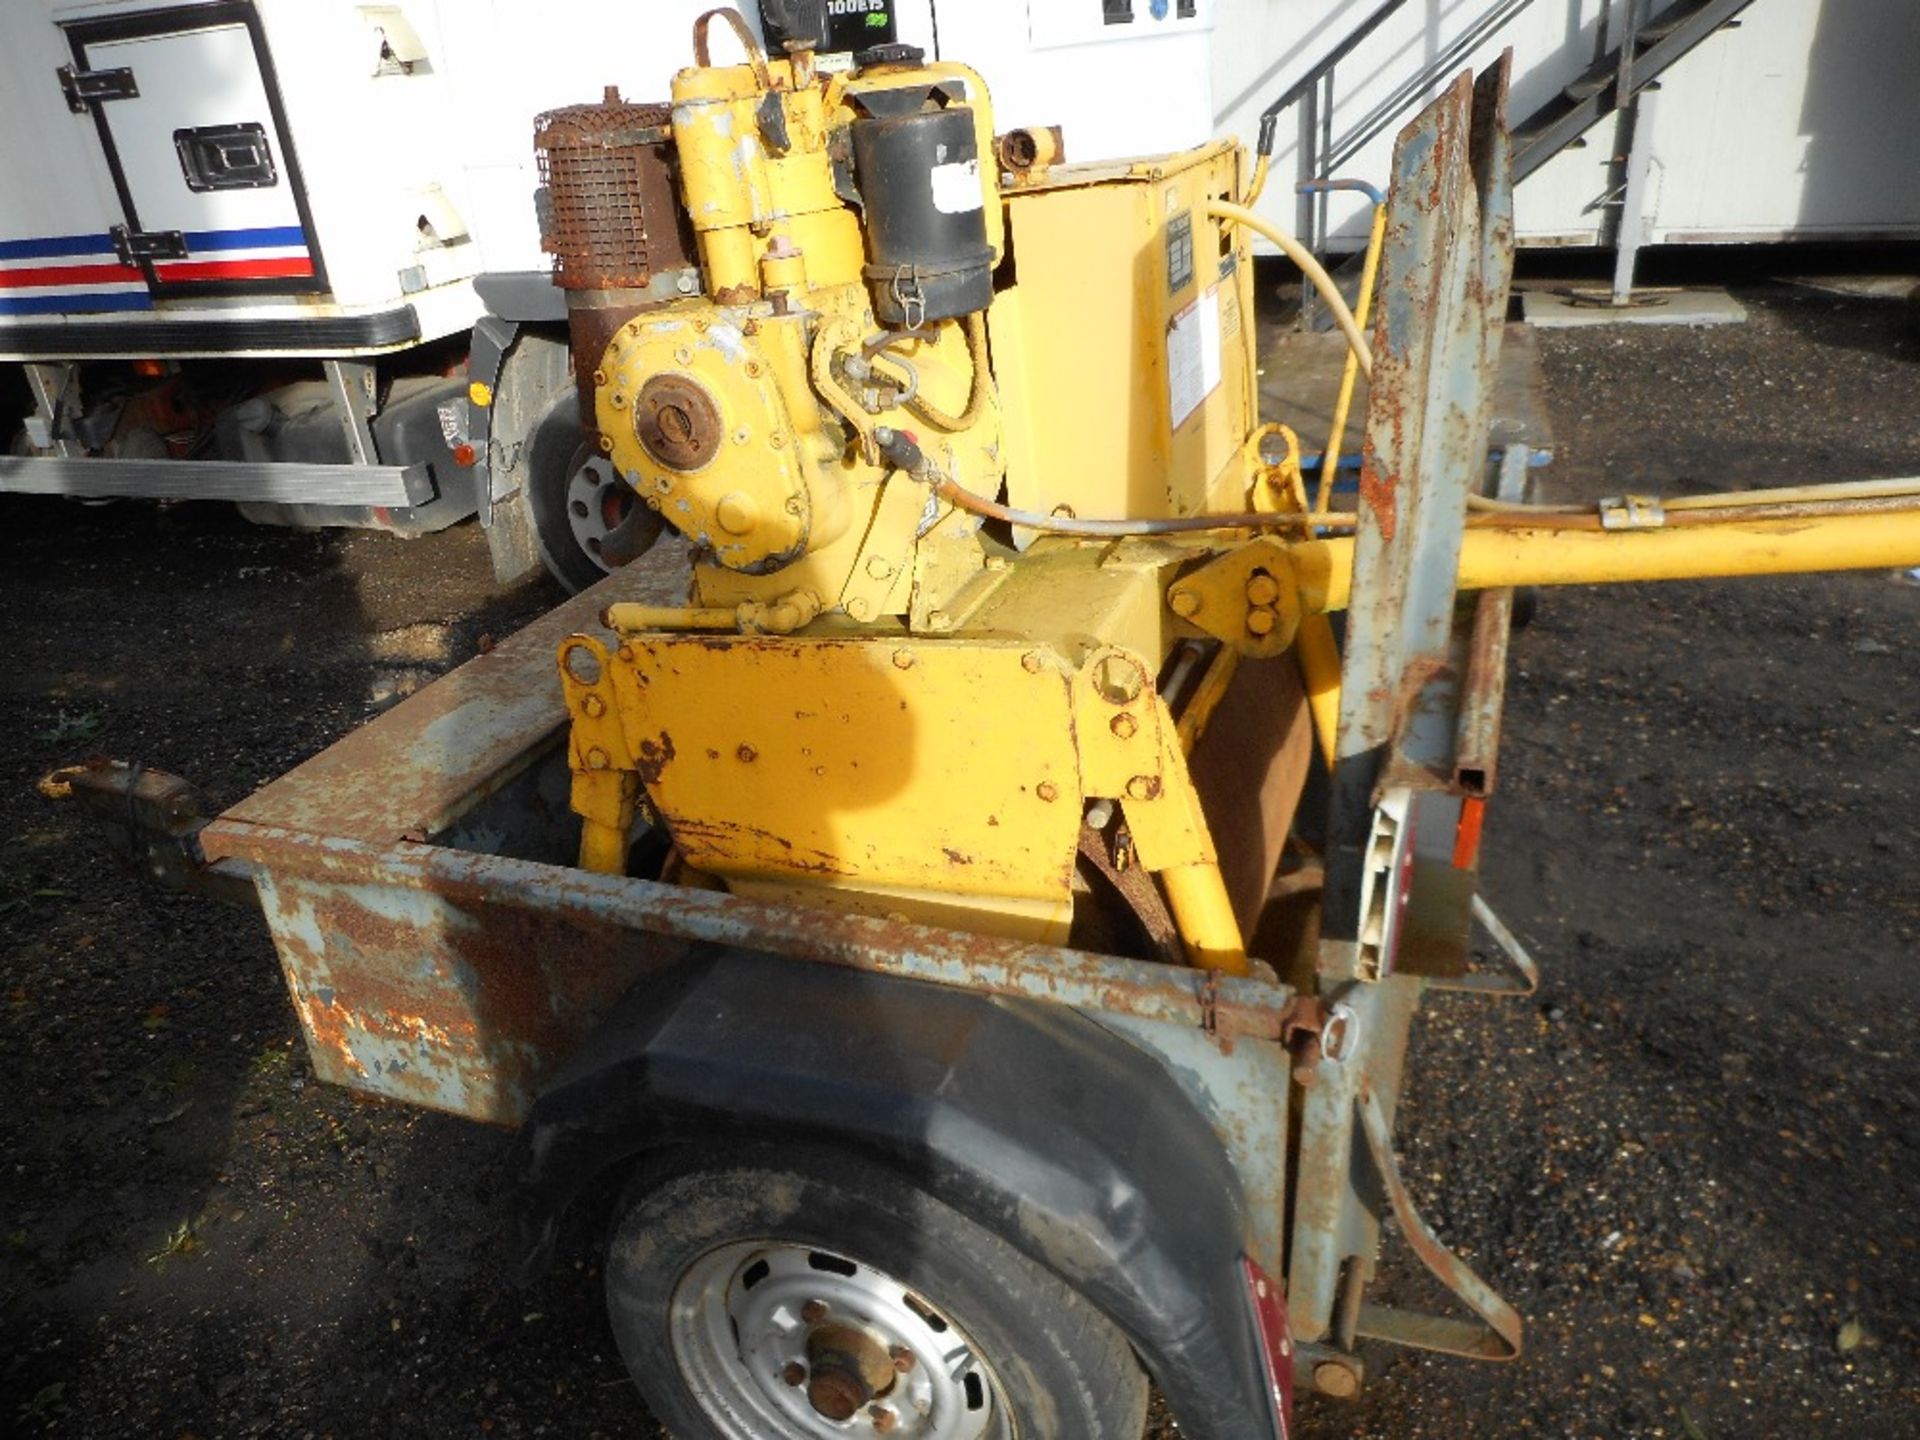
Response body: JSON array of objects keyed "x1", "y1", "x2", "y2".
[
  {"x1": 806, "y1": 1321, "x2": 896, "y2": 1420},
  {"x1": 565, "y1": 452, "x2": 651, "y2": 570},
  {"x1": 668, "y1": 1242, "x2": 1005, "y2": 1439}
]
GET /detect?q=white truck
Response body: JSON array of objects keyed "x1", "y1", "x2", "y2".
[
  {"x1": 0, "y1": 0, "x2": 1218, "y2": 591},
  {"x1": 0, "y1": 0, "x2": 754, "y2": 589}
]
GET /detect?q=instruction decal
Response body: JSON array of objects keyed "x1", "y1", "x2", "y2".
[{"x1": 1167, "y1": 281, "x2": 1223, "y2": 428}]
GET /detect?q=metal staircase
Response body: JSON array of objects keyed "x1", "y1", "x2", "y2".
[
  {"x1": 1264, "y1": 0, "x2": 1761, "y2": 302},
  {"x1": 1511, "y1": 0, "x2": 1760, "y2": 182}
]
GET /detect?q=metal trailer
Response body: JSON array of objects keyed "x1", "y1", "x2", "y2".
[{"x1": 58, "y1": 33, "x2": 1920, "y2": 1440}]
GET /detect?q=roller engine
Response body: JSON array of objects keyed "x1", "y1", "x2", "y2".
[
  {"x1": 537, "y1": 11, "x2": 1017, "y2": 626},
  {"x1": 546, "y1": 8, "x2": 1304, "y2": 965}
]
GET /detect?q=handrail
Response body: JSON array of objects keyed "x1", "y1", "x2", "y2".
[
  {"x1": 1321, "y1": 0, "x2": 1541, "y2": 177},
  {"x1": 1252, "y1": 0, "x2": 1555, "y2": 276},
  {"x1": 1254, "y1": 0, "x2": 1409, "y2": 158}
]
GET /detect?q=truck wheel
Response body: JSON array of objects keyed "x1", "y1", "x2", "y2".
[
  {"x1": 604, "y1": 1144, "x2": 1149, "y2": 1439},
  {"x1": 527, "y1": 402, "x2": 662, "y2": 592}
]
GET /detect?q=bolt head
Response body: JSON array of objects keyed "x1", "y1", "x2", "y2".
[
  {"x1": 870, "y1": 1405, "x2": 898, "y2": 1433},
  {"x1": 846, "y1": 597, "x2": 872, "y2": 621},
  {"x1": 1169, "y1": 587, "x2": 1201, "y2": 618},
  {"x1": 585, "y1": 747, "x2": 610, "y2": 771},
  {"x1": 1020, "y1": 650, "x2": 1046, "y2": 674},
  {"x1": 1246, "y1": 608, "x2": 1277, "y2": 637},
  {"x1": 1036, "y1": 780, "x2": 1060, "y2": 803},
  {"x1": 1109, "y1": 712, "x2": 1138, "y2": 740},
  {"x1": 866, "y1": 555, "x2": 893, "y2": 580},
  {"x1": 1245, "y1": 572, "x2": 1281, "y2": 606},
  {"x1": 801, "y1": 1300, "x2": 828, "y2": 1324},
  {"x1": 783, "y1": 1362, "x2": 808, "y2": 1387},
  {"x1": 889, "y1": 1345, "x2": 915, "y2": 1373},
  {"x1": 582, "y1": 694, "x2": 607, "y2": 718},
  {"x1": 1125, "y1": 774, "x2": 1159, "y2": 800},
  {"x1": 891, "y1": 648, "x2": 915, "y2": 670}
]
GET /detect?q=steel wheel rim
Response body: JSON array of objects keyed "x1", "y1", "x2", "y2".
[
  {"x1": 668, "y1": 1240, "x2": 1010, "y2": 1439},
  {"x1": 564, "y1": 452, "x2": 635, "y2": 573}
]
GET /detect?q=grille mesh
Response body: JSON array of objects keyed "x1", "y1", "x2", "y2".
[{"x1": 534, "y1": 100, "x2": 674, "y2": 291}]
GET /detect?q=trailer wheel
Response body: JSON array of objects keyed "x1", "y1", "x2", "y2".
[
  {"x1": 604, "y1": 1144, "x2": 1149, "y2": 1439},
  {"x1": 527, "y1": 399, "x2": 662, "y2": 593}
]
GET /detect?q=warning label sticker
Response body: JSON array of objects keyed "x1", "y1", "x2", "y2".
[{"x1": 1167, "y1": 282, "x2": 1223, "y2": 429}]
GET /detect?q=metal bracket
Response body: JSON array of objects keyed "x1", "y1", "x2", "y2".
[
  {"x1": 22, "y1": 363, "x2": 82, "y2": 457},
  {"x1": 1598, "y1": 493, "x2": 1665, "y2": 529},
  {"x1": 324, "y1": 359, "x2": 380, "y2": 467},
  {"x1": 58, "y1": 63, "x2": 137, "y2": 111},
  {"x1": 1351, "y1": 1087, "x2": 1523, "y2": 1361},
  {"x1": 1425, "y1": 894, "x2": 1542, "y2": 996},
  {"x1": 1165, "y1": 540, "x2": 1303, "y2": 659}
]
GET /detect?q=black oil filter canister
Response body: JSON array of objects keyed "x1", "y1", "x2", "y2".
[{"x1": 851, "y1": 102, "x2": 994, "y2": 327}]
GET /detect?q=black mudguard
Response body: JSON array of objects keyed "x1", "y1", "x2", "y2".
[{"x1": 511, "y1": 947, "x2": 1282, "y2": 1440}]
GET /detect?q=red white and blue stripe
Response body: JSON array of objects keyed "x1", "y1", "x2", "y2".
[{"x1": 0, "y1": 225, "x2": 313, "y2": 316}]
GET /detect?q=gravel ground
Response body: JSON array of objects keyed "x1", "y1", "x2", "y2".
[{"x1": 1, "y1": 280, "x2": 1916, "y2": 1439}]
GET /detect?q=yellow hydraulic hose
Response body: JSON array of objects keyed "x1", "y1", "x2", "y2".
[
  {"x1": 1205, "y1": 200, "x2": 1374, "y2": 381},
  {"x1": 1314, "y1": 200, "x2": 1388, "y2": 512}
]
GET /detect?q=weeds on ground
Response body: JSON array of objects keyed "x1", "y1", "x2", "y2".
[
  {"x1": 143, "y1": 1219, "x2": 203, "y2": 1274},
  {"x1": 33, "y1": 705, "x2": 109, "y2": 745}
]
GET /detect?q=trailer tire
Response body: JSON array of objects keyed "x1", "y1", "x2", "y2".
[{"x1": 603, "y1": 1142, "x2": 1150, "y2": 1440}]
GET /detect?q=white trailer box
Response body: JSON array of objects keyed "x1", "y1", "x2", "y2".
[{"x1": 0, "y1": 0, "x2": 485, "y2": 358}]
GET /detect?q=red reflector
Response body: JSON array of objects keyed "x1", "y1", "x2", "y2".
[
  {"x1": 452, "y1": 442, "x2": 477, "y2": 467},
  {"x1": 1242, "y1": 1255, "x2": 1294, "y2": 1438},
  {"x1": 1452, "y1": 794, "x2": 1485, "y2": 870}
]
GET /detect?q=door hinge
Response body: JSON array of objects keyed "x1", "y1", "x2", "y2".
[
  {"x1": 110, "y1": 224, "x2": 187, "y2": 265},
  {"x1": 57, "y1": 63, "x2": 139, "y2": 112}
]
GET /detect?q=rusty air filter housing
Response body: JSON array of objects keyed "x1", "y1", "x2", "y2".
[{"x1": 534, "y1": 92, "x2": 693, "y2": 290}]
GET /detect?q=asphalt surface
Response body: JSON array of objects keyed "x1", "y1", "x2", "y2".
[{"x1": 1, "y1": 280, "x2": 1916, "y2": 1438}]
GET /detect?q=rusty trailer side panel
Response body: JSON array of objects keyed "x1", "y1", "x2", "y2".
[{"x1": 199, "y1": 575, "x2": 1299, "y2": 1282}]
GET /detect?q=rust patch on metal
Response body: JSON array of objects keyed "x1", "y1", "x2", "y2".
[
  {"x1": 534, "y1": 95, "x2": 692, "y2": 291},
  {"x1": 636, "y1": 731, "x2": 676, "y2": 784},
  {"x1": 1357, "y1": 456, "x2": 1398, "y2": 544}
]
